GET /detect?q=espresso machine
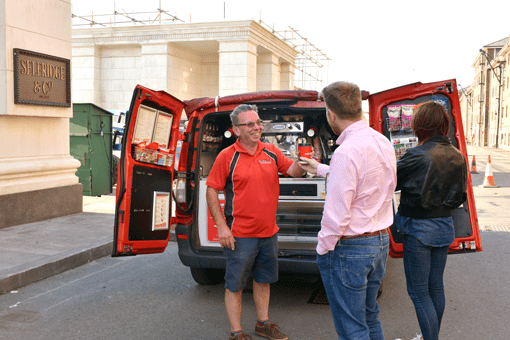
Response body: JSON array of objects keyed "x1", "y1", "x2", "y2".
[
  {"x1": 261, "y1": 121, "x2": 305, "y2": 162},
  {"x1": 261, "y1": 119, "x2": 335, "y2": 165}
]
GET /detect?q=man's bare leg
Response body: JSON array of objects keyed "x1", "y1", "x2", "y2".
[
  {"x1": 253, "y1": 281, "x2": 270, "y2": 322},
  {"x1": 225, "y1": 289, "x2": 243, "y2": 332}
]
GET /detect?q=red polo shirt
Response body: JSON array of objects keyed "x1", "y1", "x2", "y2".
[{"x1": 206, "y1": 140, "x2": 294, "y2": 238}]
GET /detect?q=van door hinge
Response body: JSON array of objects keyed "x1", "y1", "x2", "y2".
[
  {"x1": 184, "y1": 132, "x2": 193, "y2": 142},
  {"x1": 446, "y1": 82, "x2": 453, "y2": 94}
]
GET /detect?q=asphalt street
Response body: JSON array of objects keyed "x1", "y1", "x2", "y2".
[
  {"x1": 0, "y1": 143, "x2": 508, "y2": 339},
  {"x1": 0, "y1": 232, "x2": 508, "y2": 340}
]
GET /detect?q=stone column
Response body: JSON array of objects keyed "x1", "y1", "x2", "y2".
[
  {"x1": 201, "y1": 54, "x2": 219, "y2": 98},
  {"x1": 71, "y1": 45, "x2": 101, "y2": 105},
  {"x1": 141, "y1": 43, "x2": 169, "y2": 92},
  {"x1": 280, "y1": 62, "x2": 295, "y2": 91},
  {"x1": 218, "y1": 40, "x2": 257, "y2": 96},
  {"x1": 257, "y1": 53, "x2": 279, "y2": 91},
  {"x1": 0, "y1": 0, "x2": 81, "y2": 229}
]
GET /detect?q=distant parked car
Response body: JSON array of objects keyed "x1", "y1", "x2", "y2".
[{"x1": 111, "y1": 112, "x2": 126, "y2": 186}]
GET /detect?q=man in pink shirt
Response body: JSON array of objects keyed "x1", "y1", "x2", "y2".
[{"x1": 300, "y1": 81, "x2": 397, "y2": 340}]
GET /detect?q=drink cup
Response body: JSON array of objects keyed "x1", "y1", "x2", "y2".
[{"x1": 298, "y1": 143, "x2": 313, "y2": 159}]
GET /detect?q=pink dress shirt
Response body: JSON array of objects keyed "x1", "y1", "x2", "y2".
[{"x1": 316, "y1": 120, "x2": 397, "y2": 255}]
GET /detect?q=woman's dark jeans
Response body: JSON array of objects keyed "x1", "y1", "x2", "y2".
[{"x1": 403, "y1": 234, "x2": 449, "y2": 340}]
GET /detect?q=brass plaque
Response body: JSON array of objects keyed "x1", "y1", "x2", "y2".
[{"x1": 13, "y1": 48, "x2": 71, "y2": 107}]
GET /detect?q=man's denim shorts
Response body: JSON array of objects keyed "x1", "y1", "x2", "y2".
[{"x1": 223, "y1": 234, "x2": 278, "y2": 293}]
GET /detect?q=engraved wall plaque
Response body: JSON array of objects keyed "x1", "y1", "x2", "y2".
[{"x1": 13, "y1": 48, "x2": 71, "y2": 107}]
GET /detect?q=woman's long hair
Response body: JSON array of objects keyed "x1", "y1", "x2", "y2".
[{"x1": 412, "y1": 101, "x2": 450, "y2": 143}]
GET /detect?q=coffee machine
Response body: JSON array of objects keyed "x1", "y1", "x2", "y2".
[{"x1": 261, "y1": 121, "x2": 305, "y2": 162}]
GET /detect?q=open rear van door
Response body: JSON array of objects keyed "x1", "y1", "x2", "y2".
[
  {"x1": 112, "y1": 85, "x2": 184, "y2": 256},
  {"x1": 366, "y1": 79, "x2": 482, "y2": 258}
]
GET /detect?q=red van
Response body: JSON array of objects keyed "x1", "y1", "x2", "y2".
[{"x1": 112, "y1": 79, "x2": 482, "y2": 285}]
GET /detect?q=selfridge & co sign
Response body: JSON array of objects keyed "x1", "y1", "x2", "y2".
[{"x1": 13, "y1": 48, "x2": 71, "y2": 107}]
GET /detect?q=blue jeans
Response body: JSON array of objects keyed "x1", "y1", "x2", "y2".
[
  {"x1": 317, "y1": 233, "x2": 389, "y2": 340},
  {"x1": 403, "y1": 235, "x2": 449, "y2": 340}
]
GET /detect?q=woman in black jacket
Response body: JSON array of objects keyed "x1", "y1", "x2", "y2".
[{"x1": 395, "y1": 101, "x2": 467, "y2": 340}]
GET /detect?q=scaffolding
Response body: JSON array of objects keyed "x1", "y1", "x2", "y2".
[
  {"x1": 257, "y1": 21, "x2": 330, "y2": 92},
  {"x1": 71, "y1": 1, "x2": 185, "y2": 27},
  {"x1": 71, "y1": 10, "x2": 184, "y2": 27},
  {"x1": 72, "y1": 4, "x2": 330, "y2": 92}
]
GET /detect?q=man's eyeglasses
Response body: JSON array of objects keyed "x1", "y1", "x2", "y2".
[{"x1": 236, "y1": 120, "x2": 264, "y2": 129}]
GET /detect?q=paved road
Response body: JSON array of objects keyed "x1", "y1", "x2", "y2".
[
  {"x1": 0, "y1": 144, "x2": 507, "y2": 339},
  {"x1": 0, "y1": 231, "x2": 508, "y2": 340}
]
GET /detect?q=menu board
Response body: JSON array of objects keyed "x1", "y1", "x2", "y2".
[
  {"x1": 152, "y1": 191, "x2": 170, "y2": 231},
  {"x1": 153, "y1": 113, "x2": 174, "y2": 148},
  {"x1": 132, "y1": 105, "x2": 158, "y2": 144}
]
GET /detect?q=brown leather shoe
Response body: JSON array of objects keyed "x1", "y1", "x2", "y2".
[
  {"x1": 229, "y1": 331, "x2": 252, "y2": 340},
  {"x1": 255, "y1": 322, "x2": 288, "y2": 340}
]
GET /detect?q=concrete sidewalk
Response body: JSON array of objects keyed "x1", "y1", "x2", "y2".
[
  {"x1": 466, "y1": 144, "x2": 510, "y2": 159},
  {"x1": 0, "y1": 190, "x2": 117, "y2": 294}
]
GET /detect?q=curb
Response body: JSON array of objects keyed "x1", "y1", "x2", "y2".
[
  {"x1": 0, "y1": 241, "x2": 113, "y2": 295},
  {"x1": 0, "y1": 233, "x2": 177, "y2": 295}
]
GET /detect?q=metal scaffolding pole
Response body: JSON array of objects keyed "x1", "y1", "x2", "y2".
[
  {"x1": 258, "y1": 21, "x2": 330, "y2": 91},
  {"x1": 72, "y1": 3, "x2": 185, "y2": 28}
]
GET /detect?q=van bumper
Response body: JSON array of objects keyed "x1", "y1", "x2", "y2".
[{"x1": 175, "y1": 224, "x2": 320, "y2": 274}]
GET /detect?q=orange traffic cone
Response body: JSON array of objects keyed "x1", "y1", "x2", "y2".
[
  {"x1": 479, "y1": 155, "x2": 499, "y2": 188},
  {"x1": 470, "y1": 155, "x2": 478, "y2": 174}
]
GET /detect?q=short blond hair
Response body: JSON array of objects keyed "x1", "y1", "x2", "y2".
[{"x1": 320, "y1": 81, "x2": 362, "y2": 120}]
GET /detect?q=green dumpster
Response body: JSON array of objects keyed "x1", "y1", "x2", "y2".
[{"x1": 70, "y1": 103, "x2": 113, "y2": 196}]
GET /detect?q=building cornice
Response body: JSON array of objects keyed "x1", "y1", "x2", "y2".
[
  {"x1": 72, "y1": 20, "x2": 297, "y2": 63},
  {"x1": 72, "y1": 24, "x2": 251, "y2": 45},
  {"x1": 246, "y1": 21, "x2": 298, "y2": 62}
]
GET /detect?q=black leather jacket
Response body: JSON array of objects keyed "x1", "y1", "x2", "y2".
[{"x1": 396, "y1": 135, "x2": 467, "y2": 219}]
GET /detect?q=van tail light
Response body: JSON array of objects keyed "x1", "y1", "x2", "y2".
[{"x1": 174, "y1": 177, "x2": 187, "y2": 203}]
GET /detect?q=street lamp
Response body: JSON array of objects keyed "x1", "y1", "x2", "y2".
[{"x1": 479, "y1": 49, "x2": 503, "y2": 148}]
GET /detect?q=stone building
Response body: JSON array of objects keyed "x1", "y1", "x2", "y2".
[
  {"x1": 0, "y1": 0, "x2": 82, "y2": 229},
  {"x1": 461, "y1": 36, "x2": 510, "y2": 148},
  {"x1": 0, "y1": 5, "x2": 321, "y2": 230},
  {"x1": 71, "y1": 20, "x2": 298, "y2": 113}
]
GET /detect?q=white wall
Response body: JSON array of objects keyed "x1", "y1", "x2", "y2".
[{"x1": 71, "y1": 21, "x2": 298, "y2": 110}]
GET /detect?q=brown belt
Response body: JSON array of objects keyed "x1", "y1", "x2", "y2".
[{"x1": 340, "y1": 229, "x2": 388, "y2": 240}]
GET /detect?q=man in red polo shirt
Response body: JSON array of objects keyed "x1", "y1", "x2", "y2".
[{"x1": 206, "y1": 104, "x2": 306, "y2": 340}]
